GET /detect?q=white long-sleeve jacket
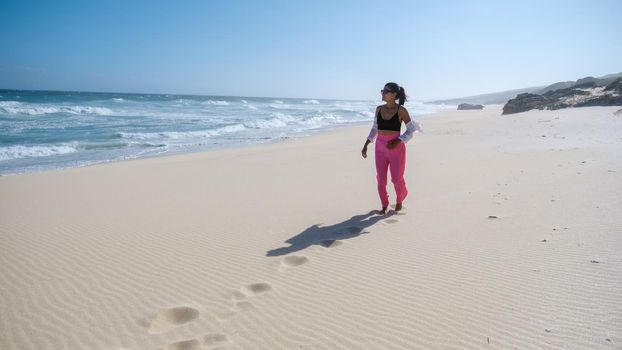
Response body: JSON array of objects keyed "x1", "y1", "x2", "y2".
[{"x1": 367, "y1": 109, "x2": 423, "y2": 143}]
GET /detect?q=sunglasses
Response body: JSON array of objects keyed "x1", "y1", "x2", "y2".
[{"x1": 380, "y1": 89, "x2": 395, "y2": 95}]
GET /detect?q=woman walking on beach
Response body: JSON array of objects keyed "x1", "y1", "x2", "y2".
[{"x1": 361, "y1": 82, "x2": 421, "y2": 214}]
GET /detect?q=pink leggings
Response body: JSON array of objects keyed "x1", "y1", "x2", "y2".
[{"x1": 375, "y1": 132, "x2": 408, "y2": 207}]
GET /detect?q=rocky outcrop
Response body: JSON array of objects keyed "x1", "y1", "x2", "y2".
[
  {"x1": 457, "y1": 103, "x2": 484, "y2": 110},
  {"x1": 502, "y1": 77, "x2": 622, "y2": 115},
  {"x1": 502, "y1": 93, "x2": 552, "y2": 114},
  {"x1": 429, "y1": 72, "x2": 622, "y2": 107},
  {"x1": 535, "y1": 73, "x2": 622, "y2": 95}
]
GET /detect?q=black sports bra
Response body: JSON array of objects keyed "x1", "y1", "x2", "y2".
[{"x1": 377, "y1": 106, "x2": 401, "y2": 132}]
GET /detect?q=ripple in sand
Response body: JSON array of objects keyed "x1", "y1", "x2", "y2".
[
  {"x1": 148, "y1": 306, "x2": 199, "y2": 334},
  {"x1": 234, "y1": 301, "x2": 254, "y2": 310},
  {"x1": 227, "y1": 290, "x2": 247, "y2": 301}
]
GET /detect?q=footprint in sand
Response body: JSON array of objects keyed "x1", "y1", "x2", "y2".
[
  {"x1": 226, "y1": 282, "x2": 272, "y2": 302},
  {"x1": 240, "y1": 282, "x2": 271, "y2": 296},
  {"x1": 147, "y1": 306, "x2": 199, "y2": 334},
  {"x1": 233, "y1": 300, "x2": 254, "y2": 311},
  {"x1": 318, "y1": 239, "x2": 343, "y2": 248},
  {"x1": 281, "y1": 255, "x2": 308, "y2": 268},
  {"x1": 383, "y1": 218, "x2": 399, "y2": 224},
  {"x1": 216, "y1": 291, "x2": 244, "y2": 319},
  {"x1": 163, "y1": 339, "x2": 200, "y2": 350},
  {"x1": 163, "y1": 333, "x2": 229, "y2": 350},
  {"x1": 222, "y1": 283, "x2": 272, "y2": 314},
  {"x1": 227, "y1": 290, "x2": 247, "y2": 301},
  {"x1": 203, "y1": 333, "x2": 229, "y2": 346}
]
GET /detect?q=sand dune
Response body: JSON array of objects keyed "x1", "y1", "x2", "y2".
[{"x1": 1, "y1": 105, "x2": 621, "y2": 349}]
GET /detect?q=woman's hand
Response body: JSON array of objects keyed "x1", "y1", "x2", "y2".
[
  {"x1": 387, "y1": 139, "x2": 402, "y2": 149},
  {"x1": 361, "y1": 145, "x2": 368, "y2": 158}
]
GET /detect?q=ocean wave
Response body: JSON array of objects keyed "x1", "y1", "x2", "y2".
[
  {"x1": 202, "y1": 100, "x2": 230, "y2": 106},
  {"x1": 303, "y1": 99, "x2": 320, "y2": 104},
  {"x1": 299, "y1": 113, "x2": 342, "y2": 127},
  {"x1": 0, "y1": 101, "x2": 114, "y2": 116},
  {"x1": 117, "y1": 124, "x2": 247, "y2": 141},
  {"x1": 357, "y1": 110, "x2": 374, "y2": 118},
  {"x1": 0, "y1": 144, "x2": 78, "y2": 161},
  {"x1": 268, "y1": 103, "x2": 288, "y2": 109},
  {"x1": 243, "y1": 113, "x2": 296, "y2": 129},
  {"x1": 116, "y1": 113, "x2": 302, "y2": 141},
  {"x1": 78, "y1": 141, "x2": 165, "y2": 150}
]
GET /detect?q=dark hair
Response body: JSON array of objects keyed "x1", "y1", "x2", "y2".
[{"x1": 385, "y1": 82, "x2": 408, "y2": 106}]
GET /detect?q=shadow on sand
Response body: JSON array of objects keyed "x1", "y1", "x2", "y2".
[{"x1": 266, "y1": 209, "x2": 397, "y2": 256}]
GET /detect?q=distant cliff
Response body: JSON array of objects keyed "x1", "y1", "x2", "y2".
[
  {"x1": 428, "y1": 72, "x2": 622, "y2": 109},
  {"x1": 502, "y1": 75, "x2": 622, "y2": 114},
  {"x1": 427, "y1": 87, "x2": 544, "y2": 105}
]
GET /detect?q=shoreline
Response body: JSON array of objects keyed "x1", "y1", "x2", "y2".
[
  {"x1": 0, "y1": 120, "x2": 370, "y2": 178},
  {"x1": 0, "y1": 105, "x2": 450, "y2": 178}
]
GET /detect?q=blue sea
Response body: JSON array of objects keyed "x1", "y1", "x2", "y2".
[{"x1": 0, "y1": 90, "x2": 450, "y2": 176}]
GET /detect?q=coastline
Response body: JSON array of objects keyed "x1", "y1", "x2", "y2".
[
  {"x1": 0, "y1": 104, "x2": 444, "y2": 178},
  {"x1": 1, "y1": 105, "x2": 620, "y2": 349},
  {"x1": 2, "y1": 91, "x2": 452, "y2": 178}
]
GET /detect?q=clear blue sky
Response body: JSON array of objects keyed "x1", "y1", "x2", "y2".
[{"x1": 1, "y1": 0, "x2": 621, "y2": 101}]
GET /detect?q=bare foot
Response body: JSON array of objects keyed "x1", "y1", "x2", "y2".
[
  {"x1": 395, "y1": 203, "x2": 402, "y2": 212},
  {"x1": 379, "y1": 206, "x2": 387, "y2": 214}
]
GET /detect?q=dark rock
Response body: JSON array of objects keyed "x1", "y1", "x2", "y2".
[
  {"x1": 457, "y1": 103, "x2": 484, "y2": 110},
  {"x1": 502, "y1": 93, "x2": 553, "y2": 114}
]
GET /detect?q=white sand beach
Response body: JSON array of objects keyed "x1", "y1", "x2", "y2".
[{"x1": 1, "y1": 105, "x2": 621, "y2": 349}]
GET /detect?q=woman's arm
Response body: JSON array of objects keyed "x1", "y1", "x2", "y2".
[
  {"x1": 397, "y1": 106, "x2": 423, "y2": 143},
  {"x1": 366, "y1": 106, "x2": 380, "y2": 143}
]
